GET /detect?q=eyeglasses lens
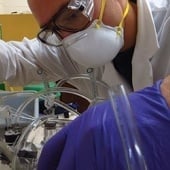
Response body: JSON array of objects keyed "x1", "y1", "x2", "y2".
[
  {"x1": 54, "y1": 8, "x2": 90, "y2": 32},
  {"x1": 37, "y1": 5, "x2": 91, "y2": 46},
  {"x1": 37, "y1": 29, "x2": 62, "y2": 46}
]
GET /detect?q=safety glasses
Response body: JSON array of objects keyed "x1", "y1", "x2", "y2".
[{"x1": 37, "y1": 0, "x2": 94, "y2": 46}]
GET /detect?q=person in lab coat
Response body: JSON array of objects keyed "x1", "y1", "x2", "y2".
[
  {"x1": 37, "y1": 75, "x2": 170, "y2": 170},
  {"x1": 0, "y1": 0, "x2": 169, "y2": 95}
]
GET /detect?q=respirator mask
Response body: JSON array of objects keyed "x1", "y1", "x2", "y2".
[{"x1": 37, "y1": 0, "x2": 130, "y2": 68}]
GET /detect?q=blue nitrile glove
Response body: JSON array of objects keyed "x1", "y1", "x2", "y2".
[{"x1": 38, "y1": 80, "x2": 170, "y2": 170}]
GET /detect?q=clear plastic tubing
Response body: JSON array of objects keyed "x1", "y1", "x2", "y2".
[{"x1": 108, "y1": 84, "x2": 147, "y2": 170}]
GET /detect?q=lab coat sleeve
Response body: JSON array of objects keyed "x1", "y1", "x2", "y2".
[
  {"x1": 0, "y1": 37, "x2": 69, "y2": 86},
  {"x1": 37, "y1": 79, "x2": 170, "y2": 170},
  {"x1": 0, "y1": 36, "x2": 109, "y2": 99}
]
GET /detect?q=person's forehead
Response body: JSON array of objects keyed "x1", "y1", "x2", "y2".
[{"x1": 28, "y1": 0, "x2": 70, "y2": 26}]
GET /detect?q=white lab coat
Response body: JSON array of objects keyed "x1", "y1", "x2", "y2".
[
  {"x1": 104, "y1": 0, "x2": 170, "y2": 91},
  {"x1": 0, "y1": 0, "x2": 169, "y2": 93}
]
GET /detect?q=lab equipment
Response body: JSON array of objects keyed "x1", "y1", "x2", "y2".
[
  {"x1": 11, "y1": 76, "x2": 109, "y2": 169},
  {"x1": 0, "y1": 89, "x2": 80, "y2": 170},
  {"x1": 0, "y1": 72, "x2": 109, "y2": 170}
]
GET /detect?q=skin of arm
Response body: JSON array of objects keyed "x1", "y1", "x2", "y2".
[{"x1": 160, "y1": 75, "x2": 170, "y2": 107}]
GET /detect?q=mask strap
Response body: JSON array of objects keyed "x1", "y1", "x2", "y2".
[
  {"x1": 95, "y1": 0, "x2": 107, "y2": 28},
  {"x1": 95, "y1": 0, "x2": 130, "y2": 31},
  {"x1": 117, "y1": 1, "x2": 130, "y2": 34}
]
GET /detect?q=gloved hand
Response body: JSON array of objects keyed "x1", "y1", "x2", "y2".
[{"x1": 38, "y1": 80, "x2": 170, "y2": 170}]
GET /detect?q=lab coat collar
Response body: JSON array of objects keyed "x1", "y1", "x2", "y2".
[{"x1": 132, "y1": 0, "x2": 160, "y2": 90}]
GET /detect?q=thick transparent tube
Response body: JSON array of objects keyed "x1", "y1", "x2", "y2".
[
  {"x1": 108, "y1": 84, "x2": 147, "y2": 170},
  {"x1": 14, "y1": 86, "x2": 92, "y2": 122}
]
